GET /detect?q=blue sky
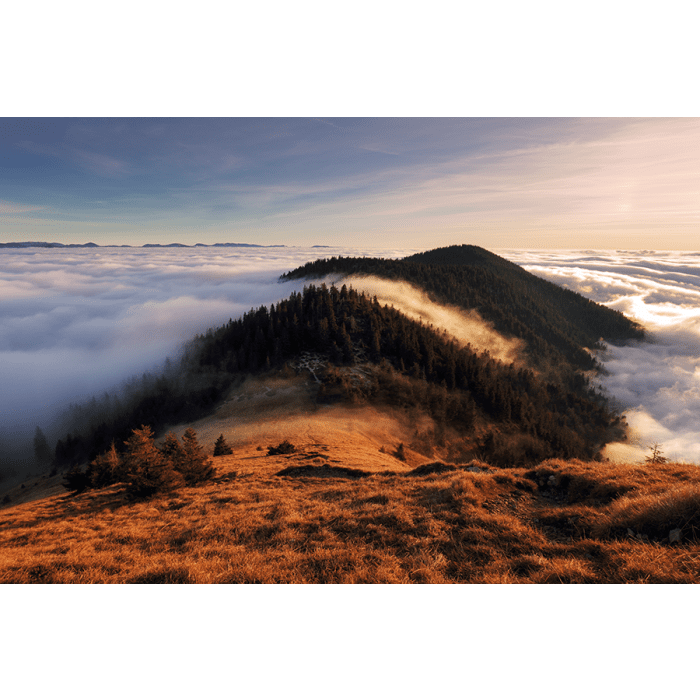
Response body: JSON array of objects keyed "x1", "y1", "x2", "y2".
[{"x1": 1, "y1": 117, "x2": 699, "y2": 249}]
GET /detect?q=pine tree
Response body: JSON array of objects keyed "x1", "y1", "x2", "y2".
[
  {"x1": 33, "y1": 427, "x2": 52, "y2": 466},
  {"x1": 160, "y1": 432, "x2": 183, "y2": 461},
  {"x1": 89, "y1": 441, "x2": 123, "y2": 487},
  {"x1": 213, "y1": 433, "x2": 233, "y2": 456},
  {"x1": 176, "y1": 428, "x2": 215, "y2": 485},
  {"x1": 123, "y1": 425, "x2": 182, "y2": 499}
]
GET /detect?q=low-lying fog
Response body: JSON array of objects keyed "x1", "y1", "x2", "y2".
[
  {"x1": 0, "y1": 245, "x2": 417, "y2": 476},
  {"x1": 503, "y1": 250, "x2": 700, "y2": 463},
  {"x1": 3, "y1": 245, "x2": 700, "y2": 477}
]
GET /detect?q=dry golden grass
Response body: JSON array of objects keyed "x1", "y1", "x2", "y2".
[
  {"x1": 3, "y1": 379, "x2": 699, "y2": 584},
  {"x1": 2, "y1": 450, "x2": 700, "y2": 583}
]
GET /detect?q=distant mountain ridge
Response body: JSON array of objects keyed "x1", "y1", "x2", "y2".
[{"x1": 0, "y1": 241, "x2": 286, "y2": 249}]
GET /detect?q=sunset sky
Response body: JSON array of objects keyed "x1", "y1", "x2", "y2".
[{"x1": 1, "y1": 117, "x2": 698, "y2": 250}]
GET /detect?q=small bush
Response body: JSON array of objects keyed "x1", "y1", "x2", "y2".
[{"x1": 267, "y1": 440, "x2": 296, "y2": 456}]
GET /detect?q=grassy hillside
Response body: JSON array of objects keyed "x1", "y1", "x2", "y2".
[
  {"x1": 2, "y1": 449, "x2": 699, "y2": 584},
  {"x1": 2, "y1": 377, "x2": 698, "y2": 584}
]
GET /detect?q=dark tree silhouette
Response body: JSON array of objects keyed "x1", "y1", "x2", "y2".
[{"x1": 213, "y1": 434, "x2": 233, "y2": 456}]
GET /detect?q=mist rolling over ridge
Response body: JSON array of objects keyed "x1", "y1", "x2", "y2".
[
  {"x1": 0, "y1": 245, "x2": 417, "y2": 475},
  {"x1": 2, "y1": 244, "x2": 700, "y2": 476},
  {"x1": 305, "y1": 274, "x2": 526, "y2": 365}
]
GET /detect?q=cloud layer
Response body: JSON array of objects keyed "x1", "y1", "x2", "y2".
[
  {"x1": 502, "y1": 249, "x2": 700, "y2": 462},
  {"x1": 0, "y1": 245, "x2": 416, "y2": 471},
  {"x1": 4, "y1": 245, "x2": 699, "y2": 471}
]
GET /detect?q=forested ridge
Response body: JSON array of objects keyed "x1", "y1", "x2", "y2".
[
  {"x1": 281, "y1": 244, "x2": 644, "y2": 374},
  {"x1": 51, "y1": 280, "x2": 627, "y2": 469}
]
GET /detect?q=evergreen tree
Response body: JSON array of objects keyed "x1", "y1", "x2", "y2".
[
  {"x1": 33, "y1": 427, "x2": 52, "y2": 466},
  {"x1": 89, "y1": 441, "x2": 123, "y2": 487},
  {"x1": 213, "y1": 434, "x2": 233, "y2": 456},
  {"x1": 122, "y1": 425, "x2": 182, "y2": 499},
  {"x1": 176, "y1": 428, "x2": 215, "y2": 485},
  {"x1": 159, "y1": 432, "x2": 183, "y2": 461}
]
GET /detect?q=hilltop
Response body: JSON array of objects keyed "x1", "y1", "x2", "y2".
[
  {"x1": 282, "y1": 244, "x2": 644, "y2": 375},
  {"x1": 42, "y1": 245, "x2": 643, "y2": 478},
  {"x1": 47, "y1": 280, "x2": 628, "y2": 473}
]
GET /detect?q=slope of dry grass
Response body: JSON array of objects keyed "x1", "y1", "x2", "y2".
[
  {"x1": 2, "y1": 450, "x2": 699, "y2": 584},
  {"x1": 3, "y1": 377, "x2": 698, "y2": 584}
]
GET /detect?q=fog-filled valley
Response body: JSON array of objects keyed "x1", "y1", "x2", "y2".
[
  {"x1": 2, "y1": 245, "x2": 700, "y2": 479},
  {"x1": 0, "y1": 245, "x2": 416, "y2": 477},
  {"x1": 503, "y1": 250, "x2": 700, "y2": 462}
]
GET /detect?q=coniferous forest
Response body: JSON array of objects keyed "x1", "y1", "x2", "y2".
[
  {"x1": 282, "y1": 244, "x2": 644, "y2": 374},
  {"x1": 49, "y1": 246, "x2": 645, "y2": 471}
]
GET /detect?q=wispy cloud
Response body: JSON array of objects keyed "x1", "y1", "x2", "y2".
[
  {"x1": 17, "y1": 139, "x2": 132, "y2": 177},
  {"x1": 0, "y1": 200, "x2": 45, "y2": 215},
  {"x1": 73, "y1": 149, "x2": 131, "y2": 177},
  {"x1": 5, "y1": 118, "x2": 699, "y2": 247}
]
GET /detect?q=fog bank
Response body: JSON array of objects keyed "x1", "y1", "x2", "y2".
[
  {"x1": 0, "y1": 245, "x2": 416, "y2": 476},
  {"x1": 308, "y1": 274, "x2": 525, "y2": 365},
  {"x1": 503, "y1": 250, "x2": 700, "y2": 463}
]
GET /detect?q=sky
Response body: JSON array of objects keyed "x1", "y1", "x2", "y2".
[{"x1": 1, "y1": 117, "x2": 699, "y2": 250}]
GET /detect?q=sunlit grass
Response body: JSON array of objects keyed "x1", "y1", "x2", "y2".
[{"x1": 1, "y1": 457, "x2": 700, "y2": 583}]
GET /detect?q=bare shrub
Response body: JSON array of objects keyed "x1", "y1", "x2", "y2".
[{"x1": 268, "y1": 440, "x2": 296, "y2": 456}]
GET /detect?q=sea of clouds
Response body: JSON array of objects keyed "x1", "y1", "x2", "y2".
[
  {"x1": 502, "y1": 249, "x2": 700, "y2": 463},
  {"x1": 2, "y1": 245, "x2": 700, "y2": 473},
  {"x1": 0, "y1": 245, "x2": 418, "y2": 473}
]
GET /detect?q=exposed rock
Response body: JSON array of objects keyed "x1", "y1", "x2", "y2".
[{"x1": 669, "y1": 528, "x2": 682, "y2": 543}]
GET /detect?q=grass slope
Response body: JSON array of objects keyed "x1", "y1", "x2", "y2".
[{"x1": 2, "y1": 420, "x2": 699, "y2": 583}]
